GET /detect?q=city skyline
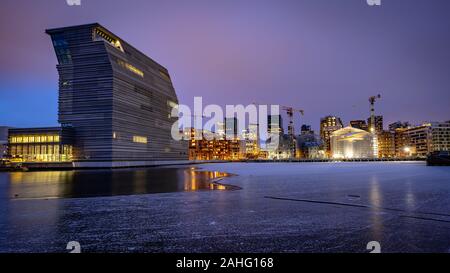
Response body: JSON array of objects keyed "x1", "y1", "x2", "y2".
[
  {"x1": 1, "y1": 1, "x2": 450, "y2": 256},
  {"x1": 1, "y1": 0, "x2": 450, "y2": 132}
]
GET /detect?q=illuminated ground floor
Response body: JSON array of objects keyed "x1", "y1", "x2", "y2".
[{"x1": 8, "y1": 127, "x2": 73, "y2": 163}]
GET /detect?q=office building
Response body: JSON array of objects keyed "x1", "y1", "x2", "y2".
[
  {"x1": 8, "y1": 24, "x2": 187, "y2": 166},
  {"x1": 300, "y1": 125, "x2": 313, "y2": 135},
  {"x1": 403, "y1": 124, "x2": 432, "y2": 157},
  {"x1": 297, "y1": 127, "x2": 323, "y2": 159},
  {"x1": 377, "y1": 130, "x2": 395, "y2": 158},
  {"x1": 389, "y1": 121, "x2": 410, "y2": 132},
  {"x1": 266, "y1": 115, "x2": 290, "y2": 159},
  {"x1": 243, "y1": 124, "x2": 260, "y2": 158},
  {"x1": 215, "y1": 122, "x2": 225, "y2": 140},
  {"x1": 350, "y1": 120, "x2": 368, "y2": 131},
  {"x1": 186, "y1": 126, "x2": 243, "y2": 161},
  {"x1": 400, "y1": 121, "x2": 450, "y2": 158},
  {"x1": 388, "y1": 122, "x2": 410, "y2": 157},
  {"x1": 6, "y1": 23, "x2": 189, "y2": 167},
  {"x1": 320, "y1": 115, "x2": 343, "y2": 157},
  {"x1": 225, "y1": 117, "x2": 238, "y2": 140},
  {"x1": 268, "y1": 115, "x2": 284, "y2": 135},
  {"x1": 430, "y1": 121, "x2": 450, "y2": 152},
  {"x1": 367, "y1": 115, "x2": 383, "y2": 134}
]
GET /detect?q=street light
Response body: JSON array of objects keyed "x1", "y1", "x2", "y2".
[{"x1": 404, "y1": 146, "x2": 411, "y2": 157}]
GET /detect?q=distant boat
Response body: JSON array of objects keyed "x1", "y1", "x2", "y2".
[{"x1": 427, "y1": 151, "x2": 450, "y2": 166}]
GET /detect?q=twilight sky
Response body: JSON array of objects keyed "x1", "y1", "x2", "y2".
[{"x1": 0, "y1": 0, "x2": 449, "y2": 132}]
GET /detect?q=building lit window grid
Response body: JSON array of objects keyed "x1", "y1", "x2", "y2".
[{"x1": 9, "y1": 134, "x2": 72, "y2": 162}]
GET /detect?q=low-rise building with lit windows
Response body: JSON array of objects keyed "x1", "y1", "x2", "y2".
[
  {"x1": 430, "y1": 121, "x2": 450, "y2": 152},
  {"x1": 377, "y1": 130, "x2": 395, "y2": 158},
  {"x1": 401, "y1": 121, "x2": 450, "y2": 158},
  {"x1": 185, "y1": 127, "x2": 243, "y2": 161},
  {"x1": 8, "y1": 127, "x2": 73, "y2": 162},
  {"x1": 403, "y1": 124, "x2": 432, "y2": 158}
]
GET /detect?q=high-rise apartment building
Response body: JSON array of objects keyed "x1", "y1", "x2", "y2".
[
  {"x1": 389, "y1": 121, "x2": 410, "y2": 132},
  {"x1": 377, "y1": 130, "x2": 395, "y2": 158},
  {"x1": 268, "y1": 115, "x2": 284, "y2": 135},
  {"x1": 367, "y1": 115, "x2": 383, "y2": 134},
  {"x1": 224, "y1": 117, "x2": 238, "y2": 140},
  {"x1": 350, "y1": 120, "x2": 368, "y2": 131},
  {"x1": 320, "y1": 116, "x2": 343, "y2": 157}
]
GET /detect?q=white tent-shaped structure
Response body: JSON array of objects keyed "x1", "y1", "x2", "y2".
[{"x1": 331, "y1": 126, "x2": 374, "y2": 159}]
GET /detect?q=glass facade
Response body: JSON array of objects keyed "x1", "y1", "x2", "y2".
[
  {"x1": 51, "y1": 33, "x2": 72, "y2": 65},
  {"x1": 8, "y1": 133, "x2": 72, "y2": 162}
]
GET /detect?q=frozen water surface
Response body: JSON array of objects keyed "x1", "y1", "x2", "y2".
[{"x1": 0, "y1": 162, "x2": 449, "y2": 253}]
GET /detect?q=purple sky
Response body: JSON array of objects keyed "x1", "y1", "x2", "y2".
[{"x1": 1, "y1": 0, "x2": 449, "y2": 132}]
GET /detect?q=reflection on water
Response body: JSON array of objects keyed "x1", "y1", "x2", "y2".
[
  {"x1": 4, "y1": 168, "x2": 236, "y2": 200},
  {"x1": 369, "y1": 175, "x2": 383, "y2": 239}
]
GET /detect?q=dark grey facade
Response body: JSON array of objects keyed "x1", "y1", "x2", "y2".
[
  {"x1": 46, "y1": 23, "x2": 187, "y2": 164},
  {"x1": 0, "y1": 127, "x2": 9, "y2": 159}
]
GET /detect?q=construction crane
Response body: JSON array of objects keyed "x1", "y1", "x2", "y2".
[
  {"x1": 368, "y1": 94, "x2": 381, "y2": 159},
  {"x1": 282, "y1": 106, "x2": 304, "y2": 158},
  {"x1": 368, "y1": 94, "x2": 381, "y2": 134}
]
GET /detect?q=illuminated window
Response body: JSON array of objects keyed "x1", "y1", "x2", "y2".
[
  {"x1": 54, "y1": 135, "x2": 60, "y2": 142},
  {"x1": 93, "y1": 28, "x2": 124, "y2": 52},
  {"x1": 133, "y1": 135, "x2": 148, "y2": 144},
  {"x1": 48, "y1": 136, "x2": 54, "y2": 142},
  {"x1": 117, "y1": 59, "x2": 144, "y2": 78}
]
